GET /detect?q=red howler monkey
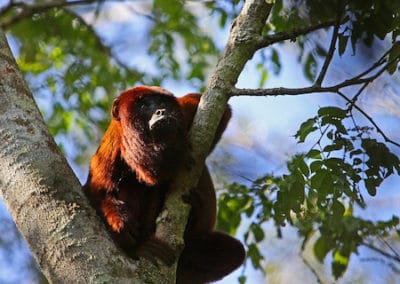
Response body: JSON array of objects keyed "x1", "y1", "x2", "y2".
[{"x1": 83, "y1": 86, "x2": 245, "y2": 283}]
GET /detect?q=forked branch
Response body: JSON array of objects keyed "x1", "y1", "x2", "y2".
[{"x1": 230, "y1": 47, "x2": 400, "y2": 147}]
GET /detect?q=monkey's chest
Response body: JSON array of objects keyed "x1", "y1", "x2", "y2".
[{"x1": 117, "y1": 180, "x2": 167, "y2": 235}]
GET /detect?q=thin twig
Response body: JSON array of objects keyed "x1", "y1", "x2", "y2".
[
  {"x1": 231, "y1": 45, "x2": 397, "y2": 97},
  {"x1": 349, "y1": 81, "x2": 370, "y2": 108},
  {"x1": 315, "y1": 11, "x2": 342, "y2": 86},
  {"x1": 300, "y1": 253, "x2": 324, "y2": 284},
  {"x1": 230, "y1": 72, "x2": 375, "y2": 96},
  {"x1": 337, "y1": 90, "x2": 400, "y2": 148},
  {"x1": 258, "y1": 20, "x2": 337, "y2": 48},
  {"x1": 362, "y1": 241, "x2": 400, "y2": 263},
  {"x1": 360, "y1": 257, "x2": 400, "y2": 273},
  {"x1": 347, "y1": 59, "x2": 392, "y2": 109},
  {"x1": 231, "y1": 50, "x2": 400, "y2": 148},
  {"x1": 230, "y1": 74, "x2": 381, "y2": 97},
  {"x1": 62, "y1": 9, "x2": 144, "y2": 81},
  {"x1": 352, "y1": 48, "x2": 391, "y2": 80},
  {"x1": 379, "y1": 237, "x2": 400, "y2": 260}
]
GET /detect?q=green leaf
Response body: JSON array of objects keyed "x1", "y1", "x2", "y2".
[
  {"x1": 323, "y1": 143, "x2": 344, "y2": 153},
  {"x1": 247, "y1": 243, "x2": 264, "y2": 269},
  {"x1": 295, "y1": 117, "x2": 318, "y2": 143},
  {"x1": 338, "y1": 34, "x2": 349, "y2": 56},
  {"x1": 250, "y1": 223, "x2": 265, "y2": 243},
  {"x1": 310, "y1": 169, "x2": 328, "y2": 190},
  {"x1": 304, "y1": 53, "x2": 317, "y2": 81},
  {"x1": 313, "y1": 236, "x2": 331, "y2": 263},
  {"x1": 306, "y1": 149, "x2": 322, "y2": 159},
  {"x1": 318, "y1": 107, "x2": 347, "y2": 119},
  {"x1": 332, "y1": 200, "x2": 345, "y2": 224},
  {"x1": 298, "y1": 158, "x2": 310, "y2": 177},
  {"x1": 364, "y1": 178, "x2": 378, "y2": 196},
  {"x1": 271, "y1": 48, "x2": 281, "y2": 75},
  {"x1": 316, "y1": 44, "x2": 327, "y2": 57},
  {"x1": 257, "y1": 63, "x2": 269, "y2": 87},
  {"x1": 387, "y1": 41, "x2": 400, "y2": 74},
  {"x1": 310, "y1": 160, "x2": 323, "y2": 173},
  {"x1": 332, "y1": 250, "x2": 349, "y2": 279}
]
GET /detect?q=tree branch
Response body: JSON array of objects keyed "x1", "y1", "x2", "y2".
[
  {"x1": 315, "y1": 12, "x2": 342, "y2": 86},
  {"x1": 362, "y1": 241, "x2": 400, "y2": 263},
  {"x1": 61, "y1": 8, "x2": 144, "y2": 81},
  {"x1": 230, "y1": 47, "x2": 400, "y2": 147},
  {"x1": 0, "y1": 0, "x2": 98, "y2": 28},
  {"x1": 257, "y1": 19, "x2": 337, "y2": 48},
  {"x1": 337, "y1": 89, "x2": 400, "y2": 148},
  {"x1": 230, "y1": 54, "x2": 389, "y2": 97},
  {"x1": 154, "y1": 0, "x2": 274, "y2": 281},
  {"x1": 230, "y1": 67, "x2": 391, "y2": 98},
  {"x1": 230, "y1": 46, "x2": 397, "y2": 97},
  {"x1": 300, "y1": 253, "x2": 323, "y2": 284},
  {"x1": 1, "y1": 0, "x2": 144, "y2": 83}
]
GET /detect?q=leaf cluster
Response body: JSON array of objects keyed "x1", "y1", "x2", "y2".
[
  {"x1": 149, "y1": 0, "x2": 219, "y2": 85},
  {"x1": 254, "y1": 0, "x2": 400, "y2": 85},
  {"x1": 219, "y1": 106, "x2": 400, "y2": 279}
]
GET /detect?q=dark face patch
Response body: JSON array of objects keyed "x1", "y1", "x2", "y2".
[
  {"x1": 128, "y1": 94, "x2": 185, "y2": 143},
  {"x1": 116, "y1": 90, "x2": 188, "y2": 185}
]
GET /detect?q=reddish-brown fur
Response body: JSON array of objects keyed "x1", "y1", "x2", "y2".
[{"x1": 84, "y1": 86, "x2": 245, "y2": 283}]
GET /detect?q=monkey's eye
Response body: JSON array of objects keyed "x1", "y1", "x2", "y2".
[
  {"x1": 140, "y1": 100, "x2": 150, "y2": 109},
  {"x1": 137, "y1": 97, "x2": 152, "y2": 110}
]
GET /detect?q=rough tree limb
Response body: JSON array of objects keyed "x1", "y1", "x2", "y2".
[{"x1": 154, "y1": 0, "x2": 273, "y2": 281}]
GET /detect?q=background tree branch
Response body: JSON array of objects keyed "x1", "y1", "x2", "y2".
[
  {"x1": 230, "y1": 45, "x2": 400, "y2": 148},
  {"x1": 1, "y1": 0, "x2": 97, "y2": 28},
  {"x1": 258, "y1": 19, "x2": 337, "y2": 48},
  {"x1": 314, "y1": 12, "x2": 342, "y2": 86}
]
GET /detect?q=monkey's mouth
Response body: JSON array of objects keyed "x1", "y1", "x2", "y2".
[{"x1": 149, "y1": 116, "x2": 184, "y2": 142}]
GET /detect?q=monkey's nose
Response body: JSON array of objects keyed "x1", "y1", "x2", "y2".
[
  {"x1": 155, "y1": 108, "x2": 166, "y2": 116},
  {"x1": 149, "y1": 108, "x2": 167, "y2": 130}
]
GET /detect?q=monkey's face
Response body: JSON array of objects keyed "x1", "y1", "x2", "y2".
[
  {"x1": 135, "y1": 94, "x2": 185, "y2": 143},
  {"x1": 112, "y1": 86, "x2": 187, "y2": 185}
]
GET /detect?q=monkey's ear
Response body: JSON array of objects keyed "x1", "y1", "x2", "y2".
[{"x1": 111, "y1": 98, "x2": 120, "y2": 121}]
